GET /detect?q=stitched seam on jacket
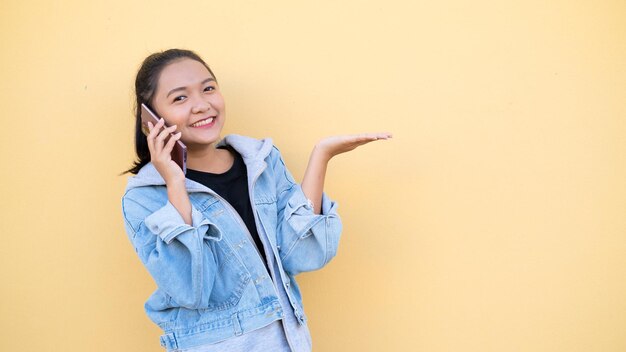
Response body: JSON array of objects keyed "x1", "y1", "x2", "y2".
[{"x1": 281, "y1": 216, "x2": 325, "y2": 261}]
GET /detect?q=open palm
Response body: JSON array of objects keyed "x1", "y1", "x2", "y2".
[{"x1": 316, "y1": 132, "x2": 392, "y2": 160}]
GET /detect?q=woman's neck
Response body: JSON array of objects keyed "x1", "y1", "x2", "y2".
[{"x1": 186, "y1": 142, "x2": 234, "y2": 174}]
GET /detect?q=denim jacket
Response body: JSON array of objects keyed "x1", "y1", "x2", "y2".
[{"x1": 121, "y1": 134, "x2": 342, "y2": 350}]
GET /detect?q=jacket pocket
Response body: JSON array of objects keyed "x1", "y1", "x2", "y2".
[
  {"x1": 202, "y1": 237, "x2": 251, "y2": 311},
  {"x1": 254, "y1": 197, "x2": 279, "y2": 247}
]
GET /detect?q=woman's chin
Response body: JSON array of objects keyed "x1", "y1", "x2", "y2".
[{"x1": 182, "y1": 136, "x2": 221, "y2": 149}]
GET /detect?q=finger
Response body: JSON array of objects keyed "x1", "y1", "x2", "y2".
[
  {"x1": 155, "y1": 125, "x2": 178, "y2": 152},
  {"x1": 374, "y1": 132, "x2": 393, "y2": 139},
  {"x1": 358, "y1": 132, "x2": 392, "y2": 141},
  {"x1": 349, "y1": 133, "x2": 391, "y2": 147},
  {"x1": 367, "y1": 132, "x2": 392, "y2": 139},
  {"x1": 350, "y1": 133, "x2": 380, "y2": 143},
  {"x1": 147, "y1": 118, "x2": 165, "y2": 141},
  {"x1": 157, "y1": 124, "x2": 178, "y2": 140},
  {"x1": 163, "y1": 131, "x2": 182, "y2": 154},
  {"x1": 146, "y1": 121, "x2": 157, "y2": 155}
]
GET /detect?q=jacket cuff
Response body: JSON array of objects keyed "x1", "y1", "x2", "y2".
[
  {"x1": 144, "y1": 201, "x2": 219, "y2": 244},
  {"x1": 285, "y1": 186, "x2": 338, "y2": 237}
]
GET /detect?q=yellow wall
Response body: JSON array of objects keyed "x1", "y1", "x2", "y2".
[{"x1": 1, "y1": 0, "x2": 625, "y2": 351}]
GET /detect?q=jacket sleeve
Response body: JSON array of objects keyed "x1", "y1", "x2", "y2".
[
  {"x1": 121, "y1": 190, "x2": 222, "y2": 309},
  {"x1": 271, "y1": 148, "x2": 343, "y2": 276}
]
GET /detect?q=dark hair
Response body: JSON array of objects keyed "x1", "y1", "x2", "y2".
[{"x1": 123, "y1": 49, "x2": 217, "y2": 174}]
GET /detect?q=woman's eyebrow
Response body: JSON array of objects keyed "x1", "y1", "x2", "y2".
[{"x1": 166, "y1": 77, "x2": 216, "y2": 98}]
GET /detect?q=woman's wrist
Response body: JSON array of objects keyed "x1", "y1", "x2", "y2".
[
  {"x1": 301, "y1": 145, "x2": 330, "y2": 215},
  {"x1": 165, "y1": 174, "x2": 186, "y2": 186},
  {"x1": 312, "y1": 143, "x2": 333, "y2": 164},
  {"x1": 166, "y1": 179, "x2": 192, "y2": 225},
  {"x1": 166, "y1": 180, "x2": 189, "y2": 203}
]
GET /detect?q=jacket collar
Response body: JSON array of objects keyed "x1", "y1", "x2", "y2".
[{"x1": 126, "y1": 134, "x2": 273, "y2": 191}]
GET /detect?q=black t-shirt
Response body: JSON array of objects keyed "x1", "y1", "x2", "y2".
[{"x1": 185, "y1": 147, "x2": 268, "y2": 265}]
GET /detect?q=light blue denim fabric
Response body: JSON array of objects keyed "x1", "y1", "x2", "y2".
[
  {"x1": 176, "y1": 321, "x2": 292, "y2": 352},
  {"x1": 121, "y1": 135, "x2": 342, "y2": 351}
]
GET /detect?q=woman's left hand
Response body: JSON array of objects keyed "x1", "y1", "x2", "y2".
[
  {"x1": 301, "y1": 132, "x2": 392, "y2": 214},
  {"x1": 314, "y1": 132, "x2": 393, "y2": 161}
]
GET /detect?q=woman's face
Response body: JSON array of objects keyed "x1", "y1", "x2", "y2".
[{"x1": 152, "y1": 58, "x2": 225, "y2": 149}]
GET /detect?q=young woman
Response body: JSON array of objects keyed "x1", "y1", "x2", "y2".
[{"x1": 121, "y1": 49, "x2": 391, "y2": 352}]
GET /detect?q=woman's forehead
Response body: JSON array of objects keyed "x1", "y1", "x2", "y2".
[{"x1": 159, "y1": 59, "x2": 213, "y2": 87}]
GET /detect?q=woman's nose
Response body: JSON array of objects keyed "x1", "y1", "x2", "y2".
[{"x1": 191, "y1": 99, "x2": 211, "y2": 114}]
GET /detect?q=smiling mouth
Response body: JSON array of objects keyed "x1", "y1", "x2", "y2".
[{"x1": 190, "y1": 117, "x2": 215, "y2": 127}]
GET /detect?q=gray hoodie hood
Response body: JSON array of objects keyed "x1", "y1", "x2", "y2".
[{"x1": 126, "y1": 134, "x2": 274, "y2": 191}]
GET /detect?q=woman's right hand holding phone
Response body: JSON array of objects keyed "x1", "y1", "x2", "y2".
[
  {"x1": 146, "y1": 118, "x2": 185, "y2": 185},
  {"x1": 146, "y1": 118, "x2": 192, "y2": 225}
]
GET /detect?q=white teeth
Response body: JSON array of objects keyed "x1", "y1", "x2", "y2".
[{"x1": 191, "y1": 117, "x2": 214, "y2": 127}]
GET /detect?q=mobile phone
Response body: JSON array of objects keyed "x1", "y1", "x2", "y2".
[{"x1": 140, "y1": 103, "x2": 187, "y2": 174}]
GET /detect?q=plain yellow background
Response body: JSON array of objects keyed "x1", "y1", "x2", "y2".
[{"x1": 1, "y1": 0, "x2": 625, "y2": 351}]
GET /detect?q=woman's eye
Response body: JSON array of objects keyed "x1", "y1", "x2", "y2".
[
  {"x1": 204, "y1": 86, "x2": 215, "y2": 92},
  {"x1": 173, "y1": 95, "x2": 186, "y2": 102}
]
